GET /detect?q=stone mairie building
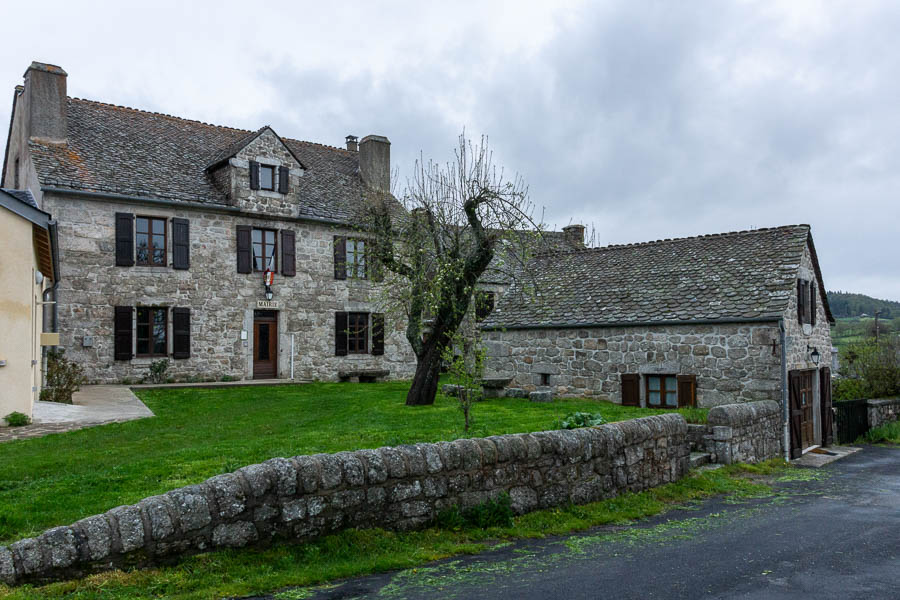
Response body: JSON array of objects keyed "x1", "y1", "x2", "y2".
[{"x1": 2, "y1": 62, "x2": 417, "y2": 383}]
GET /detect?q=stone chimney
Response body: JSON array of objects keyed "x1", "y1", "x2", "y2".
[
  {"x1": 23, "y1": 62, "x2": 68, "y2": 144},
  {"x1": 563, "y1": 224, "x2": 585, "y2": 249},
  {"x1": 359, "y1": 135, "x2": 390, "y2": 192},
  {"x1": 345, "y1": 135, "x2": 358, "y2": 152}
]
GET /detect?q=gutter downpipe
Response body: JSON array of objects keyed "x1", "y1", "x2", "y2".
[{"x1": 780, "y1": 318, "x2": 790, "y2": 461}]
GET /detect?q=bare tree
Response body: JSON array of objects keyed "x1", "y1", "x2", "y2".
[{"x1": 365, "y1": 134, "x2": 542, "y2": 406}]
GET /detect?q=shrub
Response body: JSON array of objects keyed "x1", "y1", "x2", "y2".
[
  {"x1": 837, "y1": 339, "x2": 900, "y2": 400},
  {"x1": 220, "y1": 374, "x2": 239, "y2": 382},
  {"x1": 41, "y1": 348, "x2": 86, "y2": 404},
  {"x1": 556, "y1": 411, "x2": 605, "y2": 430},
  {"x1": 146, "y1": 359, "x2": 170, "y2": 384},
  {"x1": 862, "y1": 421, "x2": 900, "y2": 444},
  {"x1": 435, "y1": 492, "x2": 514, "y2": 530},
  {"x1": 833, "y1": 377, "x2": 868, "y2": 402},
  {"x1": 4, "y1": 412, "x2": 30, "y2": 427}
]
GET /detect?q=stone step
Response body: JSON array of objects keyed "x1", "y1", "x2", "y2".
[{"x1": 690, "y1": 452, "x2": 713, "y2": 469}]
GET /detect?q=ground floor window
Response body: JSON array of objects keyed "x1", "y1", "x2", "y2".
[
  {"x1": 335, "y1": 311, "x2": 386, "y2": 356},
  {"x1": 640, "y1": 373, "x2": 697, "y2": 408},
  {"x1": 647, "y1": 375, "x2": 678, "y2": 407},
  {"x1": 347, "y1": 312, "x2": 368, "y2": 354},
  {"x1": 136, "y1": 307, "x2": 167, "y2": 357}
]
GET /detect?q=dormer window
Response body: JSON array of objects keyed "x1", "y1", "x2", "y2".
[{"x1": 259, "y1": 164, "x2": 275, "y2": 191}]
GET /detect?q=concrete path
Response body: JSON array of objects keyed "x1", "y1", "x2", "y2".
[
  {"x1": 255, "y1": 445, "x2": 900, "y2": 600},
  {"x1": 0, "y1": 386, "x2": 153, "y2": 443}
]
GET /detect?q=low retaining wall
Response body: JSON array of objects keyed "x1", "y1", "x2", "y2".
[
  {"x1": 867, "y1": 398, "x2": 900, "y2": 429},
  {"x1": 0, "y1": 413, "x2": 688, "y2": 585},
  {"x1": 687, "y1": 400, "x2": 782, "y2": 464}
]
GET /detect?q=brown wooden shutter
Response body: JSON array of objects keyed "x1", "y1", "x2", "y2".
[
  {"x1": 372, "y1": 313, "x2": 385, "y2": 356},
  {"x1": 236, "y1": 225, "x2": 252, "y2": 273},
  {"x1": 333, "y1": 236, "x2": 347, "y2": 280},
  {"x1": 677, "y1": 374, "x2": 697, "y2": 407},
  {"x1": 172, "y1": 307, "x2": 191, "y2": 359},
  {"x1": 280, "y1": 230, "x2": 296, "y2": 276},
  {"x1": 621, "y1": 374, "x2": 640, "y2": 406},
  {"x1": 278, "y1": 165, "x2": 290, "y2": 193},
  {"x1": 249, "y1": 160, "x2": 260, "y2": 190},
  {"x1": 335, "y1": 312, "x2": 348, "y2": 356},
  {"x1": 115, "y1": 212, "x2": 134, "y2": 266},
  {"x1": 820, "y1": 367, "x2": 833, "y2": 446},
  {"x1": 114, "y1": 306, "x2": 133, "y2": 360},
  {"x1": 797, "y1": 279, "x2": 804, "y2": 325},
  {"x1": 172, "y1": 218, "x2": 190, "y2": 270},
  {"x1": 789, "y1": 371, "x2": 803, "y2": 459},
  {"x1": 810, "y1": 284, "x2": 817, "y2": 326}
]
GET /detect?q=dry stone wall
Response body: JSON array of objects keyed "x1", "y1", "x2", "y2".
[
  {"x1": 0, "y1": 414, "x2": 688, "y2": 585},
  {"x1": 687, "y1": 400, "x2": 782, "y2": 464},
  {"x1": 867, "y1": 398, "x2": 900, "y2": 429}
]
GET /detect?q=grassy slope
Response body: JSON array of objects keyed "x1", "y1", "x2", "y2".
[{"x1": 0, "y1": 381, "x2": 704, "y2": 544}]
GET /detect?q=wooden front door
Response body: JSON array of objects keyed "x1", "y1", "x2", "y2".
[
  {"x1": 789, "y1": 370, "x2": 816, "y2": 457},
  {"x1": 253, "y1": 310, "x2": 278, "y2": 379}
]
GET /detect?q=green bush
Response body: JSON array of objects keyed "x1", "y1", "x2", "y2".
[
  {"x1": 556, "y1": 411, "x2": 605, "y2": 429},
  {"x1": 221, "y1": 374, "x2": 239, "y2": 382},
  {"x1": 861, "y1": 421, "x2": 900, "y2": 444},
  {"x1": 435, "y1": 492, "x2": 514, "y2": 530},
  {"x1": 833, "y1": 377, "x2": 868, "y2": 402},
  {"x1": 40, "y1": 348, "x2": 86, "y2": 404},
  {"x1": 146, "y1": 359, "x2": 170, "y2": 384},
  {"x1": 4, "y1": 411, "x2": 30, "y2": 427},
  {"x1": 837, "y1": 339, "x2": 900, "y2": 400}
]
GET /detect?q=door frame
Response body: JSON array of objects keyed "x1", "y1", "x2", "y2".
[
  {"x1": 252, "y1": 310, "x2": 278, "y2": 380},
  {"x1": 789, "y1": 368, "x2": 820, "y2": 458}
]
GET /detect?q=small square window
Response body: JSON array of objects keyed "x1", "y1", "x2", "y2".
[
  {"x1": 259, "y1": 165, "x2": 275, "y2": 191},
  {"x1": 646, "y1": 375, "x2": 678, "y2": 408}
]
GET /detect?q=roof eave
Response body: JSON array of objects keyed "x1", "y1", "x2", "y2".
[{"x1": 480, "y1": 315, "x2": 782, "y2": 331}]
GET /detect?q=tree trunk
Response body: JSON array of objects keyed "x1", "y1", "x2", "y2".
[{"x1": 406, "y1": 343, "x2": 443, "y2": 406}]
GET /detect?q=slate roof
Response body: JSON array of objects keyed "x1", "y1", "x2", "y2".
[
  {"x1": 25, "y1": 97, "x2": 368, "y2": 222},
  {"x1": 1, "y1": 187, "x2": 38, "y2": 208},
  {"x1": 482, "y1": 225, "x2": 835, "y2": 329}
]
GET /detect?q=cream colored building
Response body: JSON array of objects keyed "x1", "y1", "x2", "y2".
[{"x1": 0, "y1": 188, "x2": 58, "y2": 423}]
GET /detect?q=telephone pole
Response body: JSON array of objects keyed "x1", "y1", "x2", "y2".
[{"x1": 875, "y1": 310, "x2": 882, "y2": 342}]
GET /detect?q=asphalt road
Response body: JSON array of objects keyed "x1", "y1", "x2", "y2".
[{"x1": 249, "y1": 446, "x2": 900, "y2": 600}]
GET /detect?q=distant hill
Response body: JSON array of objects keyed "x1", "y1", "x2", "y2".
[{"x1": 827, "y1": 291, "x2": 900, "y2": 319}]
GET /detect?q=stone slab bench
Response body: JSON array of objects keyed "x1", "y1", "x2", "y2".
[
  {"x1": 481, "y1": 377, "x2": 514, "y2": 398},
  {"x1": 337, "y1": 369, "x2": 390, "y2": 383}
]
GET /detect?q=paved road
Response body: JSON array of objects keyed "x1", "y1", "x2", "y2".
[{"x1": 253, "y1": 446, "x2": 900, "y2": 600}]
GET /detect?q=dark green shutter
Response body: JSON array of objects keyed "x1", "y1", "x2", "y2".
[
  {"x1": 281, "y1": 230, "x2": 296, "y2": 276},
  {"x1": 114, "y1": 306, "x2": 133, "y2": 360},
  {"x1": 810, "y1": 284, "x2": 816, "y2": 326},
  {"x1": 172, "y1": 307, "x2": 190, "y2": 359},
  {"x1": 236, "y1": 225, "x2": 252, "y2": 273},
  {"x1": 115, "y1": 213, "x2": 134, "y2": 266},
  {"x1": 278, "y1": 165, "x2": 290, "y2": 193},
  {"x1": 372, "y1": 313, "x2": 385, "y2": 355},
  {"x1": 334, "y1": 236, "x2": 347, "y2": 280},
  {"x1": 172, "y1": 218, "x2": 190, "y2": 270},
  {"x1": 335, "y1": 312, "x2": 348, "y2": 356},
  {"x1": 249, "y1": 160, "x2": 260, "y2": 190}
]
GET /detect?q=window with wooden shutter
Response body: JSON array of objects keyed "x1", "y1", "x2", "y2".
[
  {"x1": 172, "y1": 218, "x2": 190, "y2": 270},
  {"x1": 646, "y1": 375, "x2": 678, "y2": 408},
  {"x1": 280, "y1": 230, "x2": 295, "y2": 276},
  {"x1": 115, "y1": 212, "x2": 134, "y2": 266},
  {"x1": 236, "y1": 225, "x2": 252, "y2": 273},
  {"x1": 249, "y1": 160, "x2": 260, "y2": 190},
  {"x1": 621, "y1": 374, "x2": 640, "y2": 406},
  {"x1": 333, "y1": 236, "x2": 347, "y2": 280},
  {"x1": 172, "y1": 307, "x2": 190, "y2": 359},
  {"x1": 809, "y1": 283, "x2": 817, "y2": 326},
  {"x1": 676, "y1": 374, "x2": 697, "y2": 407},
  {"x1": 335, "y1": 311, "x2": 349, "y2": 356},
  {"x1": 372, "y1": 313, "x2": 385, "y2": 355},
  {"x1": 114, "y1": 306, "x2": 133, "y2": 360},
  {"x1": 279, "y1": 165, "x2": 290, "y2": 193}
]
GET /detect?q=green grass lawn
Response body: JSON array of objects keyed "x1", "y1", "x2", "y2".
[{"x1": 0, "y1": 381, "x2": 704, "y2": 545}]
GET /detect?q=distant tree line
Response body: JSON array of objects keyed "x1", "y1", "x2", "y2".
[{"x1": 827, "y1": 291, "x2": 900, "y2": 319}]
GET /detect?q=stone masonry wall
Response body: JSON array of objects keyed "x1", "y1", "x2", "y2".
[
  {"x1": 687, "y1": 400, "x2": 782, "y2": 464},
  {"x1": 867, "y1": 398, "x2": 900, "y2": 429},
  {"x1": 783, "y1": 243, "x2": 833, "y2": 373},
  {"x1": 0, "y1": 414, "x2": 688, "y2": 585},
  {"x1": 43, "y1": 192, "x2": 416, "y2": 383},
  {"x1": 484, "y1": 323, "x2": 783, "y2": 408}
]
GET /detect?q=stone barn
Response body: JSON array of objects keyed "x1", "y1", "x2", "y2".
[{"x1": 482, "y1": 225, "x2": 836, "y2": 458}]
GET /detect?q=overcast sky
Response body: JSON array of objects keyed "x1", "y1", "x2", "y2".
[{"x1": 3, "y1": 1, "x2": 899, "y2": 300}]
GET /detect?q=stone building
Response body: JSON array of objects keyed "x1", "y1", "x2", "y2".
[
  {"x1": 482, "y1": 225, "x2": 835, "y2": 458},
  {"x1": 2, "y1": 61, "x2": 417, "y2": 384}
]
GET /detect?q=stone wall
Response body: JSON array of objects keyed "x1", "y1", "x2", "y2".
[
  {"x1": 867, "y1": 398, "x2": 900, "y2": 429},
  {"x1": 483, "y1": 323, "x2": 783, "y2": 408},
  {"x1": 782, "y1": 244, "x2": 833, "y2": 374},
  {"x1": 42, "y1": 192, "x2": 417, "y2": 383},
  {"x1": 0, "y1": 414, "x2": 688, "y2": 585},
  {"x1": 687, "y1": 400, "x2": 782, "y2": 464}
]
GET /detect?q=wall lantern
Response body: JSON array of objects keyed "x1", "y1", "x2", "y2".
[{"x1": 808, "y1": 345, "x2": 820, "y2": 366}]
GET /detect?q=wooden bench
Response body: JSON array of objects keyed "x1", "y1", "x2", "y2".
[{"x1": 338, "y1": 369, "x2": 390, "y2": 383}]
